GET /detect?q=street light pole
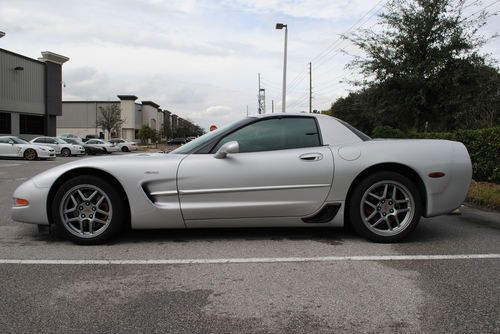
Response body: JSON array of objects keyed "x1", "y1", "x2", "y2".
[{"x1": 276, "y1": 23, "x2": 287, "y2": 113}]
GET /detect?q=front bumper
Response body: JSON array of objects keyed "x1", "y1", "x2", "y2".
[
  {"x1": 36, "y1": 149, "x2": 56, "y2": 159},
  {"x1": 71, "y1": 148, "x2": 86, "y2": 155},
  {"x1": 11, "y1": 179, "x2": 50, "y2": 225}
]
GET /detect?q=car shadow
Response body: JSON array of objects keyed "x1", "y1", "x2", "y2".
[{"x1": 113, "y1": 226, "x2": 356, "y2": 246}]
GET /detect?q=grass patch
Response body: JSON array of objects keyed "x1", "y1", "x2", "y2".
[{"x1": 467, "y1": 181, "x2": 500, "y2": 211}]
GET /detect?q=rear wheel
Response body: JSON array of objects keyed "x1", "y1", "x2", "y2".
[
  {"x1": 61, "y1": 148, "x2": 71, "y2": 157},
  {"x1": 23, "y1": 149, "x2": 37, "y2": 161},
  {"x1": 121, "y1": 146, "x2": 129, "y2": 152},
  {"x1": 349, "y1": 171, "x2": 422, "y2": 243},
  {"x1": 51, "y1": 175, "x2": 126, "y2": 244}
]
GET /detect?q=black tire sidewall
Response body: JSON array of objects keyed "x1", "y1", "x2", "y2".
[
  {"x1": 51, "y1": 175, "x2": 126, "y2": 245},
  {"x1": 61, "y1": 148, "x2": 70, "y2": 157},
  {"x1": 349, "y1": 171, "x2": 422, "y2": 243}
]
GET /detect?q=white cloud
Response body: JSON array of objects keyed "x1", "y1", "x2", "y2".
[{"x1": 1, "y1": 0, "x2": 498, "y2": 130}]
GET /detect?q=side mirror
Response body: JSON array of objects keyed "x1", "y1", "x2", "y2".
[
  {"x1": 8, "y1": 140, "x2": 14, "y2": 145},
  {"x1": 214, "y1": 141, "x2": 239, "y2": 159}
]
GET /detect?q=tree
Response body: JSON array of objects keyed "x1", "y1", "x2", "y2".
[
  {"x1": 97, "y1": 104, "x2": 124, "y2": 139},
  {"x1": 161, "y1": 117, "x2": 172, "y2": 140},
  {"x1": 137, "y1": 125, "x2": 157, "y2": 144},
  {"x1": 331, "y1": 0, "x2": 499, "y2": 132}
]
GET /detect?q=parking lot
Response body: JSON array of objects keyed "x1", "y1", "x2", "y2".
[{"x1": 0, "y1": 156, "x2": 499, "y2": 333}]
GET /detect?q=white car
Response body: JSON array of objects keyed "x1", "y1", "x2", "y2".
[
  {"x1": 85, "y1": 139, "x2": 119, "y2": 154},
  {"x1": 109, "y1": 138, "x2": 138, "y2": 152},
  {"x1": 0, "y1": 136, "x2": 56, "y2": 160},
  {"x1": 59, "y1": 133, "x2": 81, "y2": 141},
  {"x1": 30, "y1": 137, "x2": 85, "y2": 157}
]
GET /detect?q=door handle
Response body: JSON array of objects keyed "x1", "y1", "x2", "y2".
[{"x1": 299, "y1": 153, "x2": 323, "y2": 161}]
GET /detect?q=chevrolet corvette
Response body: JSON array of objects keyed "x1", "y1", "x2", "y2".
[{"x1": 11, "y1": 114, "x2": 472, "y2": 244}]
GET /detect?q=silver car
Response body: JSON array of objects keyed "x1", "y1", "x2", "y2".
[
  {"x1": 84, "y1": 139, "x2": 119, "y2": 153},
  {"x1": 30, "y1": 137, "x2": 85, "y2": 157},
  {"x1": 11, "y1": 114, "x2": 472, "y2": 244}
]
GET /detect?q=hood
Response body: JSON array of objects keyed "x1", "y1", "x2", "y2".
[{"x1": 29, "y1": 153, "x2": 186, "y2": 188}]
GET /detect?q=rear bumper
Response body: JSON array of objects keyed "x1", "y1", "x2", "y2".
[{"x1": 425, "y1": 142, "x2": 472, "y2": 217}]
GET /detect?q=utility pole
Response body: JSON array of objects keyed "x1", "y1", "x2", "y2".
[
  {"x1": 272, "y1": 100, "x2": 274, "y2": 113},
  {"x1": 276, "y1": 23, "x2": 288, "y2": 113},
  {"x1": 258, "y1": 73, "x2": 260, "y2": 114},
  {"x1": 258, "y1": 73, "x2": 266, "y2": 114},
  {"x1": 309, "y1": 62, "x2": 312, "y2": 113},
  {"x1": 246, "y1": 105, "x2": 249, "y2": 116}
]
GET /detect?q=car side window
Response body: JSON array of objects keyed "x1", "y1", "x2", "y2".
[
  {"x1": 0, "y1": 138, "x2": 9, "y2": 144},
  {"x1": 212, "y1": 117, "x2": 321, "y2": 153}
]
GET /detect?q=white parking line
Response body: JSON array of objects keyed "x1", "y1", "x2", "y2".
[
  {"x1": 0, "y1": 164, "x2": 22, "y2": 168},
  {"x1": 0, "y1": 254, "x2": 499, "y2": 265}
]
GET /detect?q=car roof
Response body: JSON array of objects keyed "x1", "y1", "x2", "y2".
[{"x1": 248, "y1": 112, "x2": 328, "y2": 119}]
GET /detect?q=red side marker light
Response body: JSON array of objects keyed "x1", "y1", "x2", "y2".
[
  {"x1": 428, "y1": 172, "x2": 445, "y2": 178},
  {"x1": 15, "y1": 198, "x2": 29, "y2": 206}
]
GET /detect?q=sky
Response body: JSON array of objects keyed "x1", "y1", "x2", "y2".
[{"x1": 1, "y1": 0, "x2": 499, "y2": 130}]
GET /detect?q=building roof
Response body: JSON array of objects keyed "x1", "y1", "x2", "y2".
[
  {"x1": 117, "y1": 95, "x2": 138, "y2": 101},
  {"x1": 142, "y1": 101, "x2": 160, "y2": 108}
]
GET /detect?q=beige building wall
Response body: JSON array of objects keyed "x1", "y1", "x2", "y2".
[
  {"x1": 57, "y1": 127, "x2": 99, "y2": 139},
  {"x1": 118, "y1": 95, "x2": 137, "y2": 141},
  {"x1": 141, "y1": 102, "x2": 160, "y2": 132}
]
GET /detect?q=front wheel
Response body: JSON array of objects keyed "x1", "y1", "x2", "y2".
[
  {"x1": 51, "y1": 175, "x2": 126, "y2": 244},
  {"x1": 349, "y1": 171, "x2": 422, "y2": 243},
  {"x1": 23, "y1": 149, "x2": 37, "y2": 161},
  {"x1": 61, "y1": 148, "x2": 71, "y2": 157}
]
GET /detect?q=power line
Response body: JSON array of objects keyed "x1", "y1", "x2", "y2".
[
  {"x1": 311, "y1": 0, "x2": 386, "y2": 67},
  {"x1": 468, "y1": 0, "x2": 500, "y2": 16}
]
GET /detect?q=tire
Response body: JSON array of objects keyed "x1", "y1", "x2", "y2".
[
  {"x1": 51, "y1": 175, "x2": 126, "y2": 245},
  {"x1": 102, "y1": 148, "x2": 107, "y2": 154},
  {"x1": 23, "y1": 149, "x2": 37, "y2": 161},
  {"x1": 121, "y1": 146, "x2": 129, "y2": 152},
  {"x1": 61, "y1": 148, "x2": 71, "y2": 157},
  {"x1": 349, "y1": 171, "x2": 422, "y2": 243}
]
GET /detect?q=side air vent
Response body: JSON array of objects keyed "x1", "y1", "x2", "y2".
[{"x1": 302, "y1": 203, "x2": 341, "y2": 224}]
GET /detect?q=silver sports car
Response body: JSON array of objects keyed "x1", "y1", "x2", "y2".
[{"x1": 11, "y1": 114, "x2": 472, "y2": 244}]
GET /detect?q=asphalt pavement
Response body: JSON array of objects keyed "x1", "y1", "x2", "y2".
[{"x1": 0, "y1": 156, "x2": 499, "y2": 333}]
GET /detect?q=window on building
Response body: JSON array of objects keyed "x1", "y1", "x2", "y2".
[
  {"x1": 20, "y1": 115, "x2": 45, "y2": 135},
  {"x1": 0, "y1": 113, "x2": 11, "y2": 134}
]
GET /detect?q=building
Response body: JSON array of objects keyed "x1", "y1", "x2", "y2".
[
  {"x1": 0, "y1": 48, "x2": 69, "y2": 139},
  {"x1": 59, "y1": 95, "x2": 168, "y2": 140}
]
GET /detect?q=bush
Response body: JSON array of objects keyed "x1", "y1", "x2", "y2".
[
  {"x1": 410, "y1": 127, "x2": 500, "y2": 183},
  {"x1": 138, "y1": 125, "x2": 158, "y2": 144},
  {"x1": 372, "y1": 126, "x2": 406, "y2": 138}
]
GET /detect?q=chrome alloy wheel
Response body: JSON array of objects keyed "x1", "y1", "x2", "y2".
[
  {"x1": 59, "y1": 184, "x2": 113, "y2": 238},
  {"x1": 360, "y1": 180, "x2": 415, "y2": 236}
]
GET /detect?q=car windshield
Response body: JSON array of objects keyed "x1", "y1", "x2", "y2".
[
  {"x1": 10, "y1": 137, "x2": 29, "y2": 144},
  {"x1": 171, "y1": 119, "x2": 242, "y2": 154},
  {"x1": 55, "y1": 138, "x2": 68, "y2": 144}
]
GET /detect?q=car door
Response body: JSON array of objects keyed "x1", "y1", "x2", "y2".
[
  {"x1": 0, "y1": 138, "x2": 17, "y2": 156},
  {"x1": 177, "y1": 116, "x2": 334, "y2": 221}
]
